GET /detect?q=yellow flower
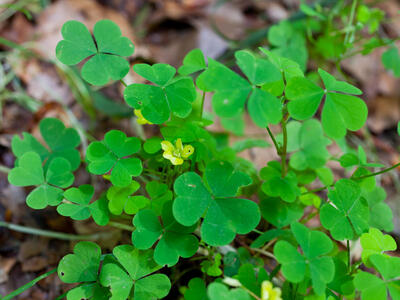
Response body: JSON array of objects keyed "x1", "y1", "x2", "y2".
[
  {"x1": 134, "y1": 109, "x2": 153, "y2": 125},
  {"x1": 261, "y1": 281, "x2": 282, "y2": 300},
  {"x1": 161, "y1": 138, "x2": 194, "y2": 165}
]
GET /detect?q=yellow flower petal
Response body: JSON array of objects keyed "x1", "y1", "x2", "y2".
[
  {"x1": 182, "y1": 145, "x2": 194, "y2": 159},
  {"x1": 170, "y1": 156, "x2": 183, "y2": 165},
  {"x1": 261, "y1": 281, "x2": 282, "y2": 300},
  {"x1": 175, "y1": 138, "x2": 183, "y2": 151},
  {"x1": 162, "y1": 151, "x2": 174, "y2": 160},
  {"x1": 161, "y1": 141, "x2": 174, "y2": 152}
]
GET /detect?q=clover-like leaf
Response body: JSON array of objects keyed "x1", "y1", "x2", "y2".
[
  {"x1": 201, "y1": 253, "x2": 223, "y2": 277},
  {"x1": 197, "y1": 54, "x2": 282, "y2": 127},
  {"x1": 11, "y1": 118, "x2": 81, "y2": 171},
  {"x1": 259, "y1": 48, "x2": 304, "y2": 81},
  {"x1": 260, "y1": 161, "x2": 300, "y2": 203},
  {"x1": 267, "y1": 20, "x2": 308, "y2": 70},
  {"x1": 56, "y1": 20, "x2": 134, "y2": 85},
  {"x1": 197, "y1": 58, "x2": 251, "y2": 117},
  {"x1": 235, "y1": 50, "x2": 282, "y2": 86},
  {"x1": 145, "y1": 181, "x2": 173, "y2": 216},
  {"x1": 99, "y1": 245, "x2": 171, "y2": 300},
  {"x1": 327, "y1": 258, "x2": 355, "y2": 297},
  {"x1": 8, "y1": 152, "x2": 74, "y2": 209},
  {"x1": 57, "y1": 184, "x2": 93, "y2": 220},
  {"x1": 86, "y1": 130, "x2": 142, "y2": 187},
  {"x1": 133, "y1": 63, "x2": 175, "y2": 86},
  {"x1": 286, "y1": 69, "x2": 367, "y2": 139},
  {"x1": 8, "y1": 151, "x2": 44, "y2": 186},
  {"x1": 132, "y1": 202, "x2": 198, "y2": 266},
  {"x1": 320, "y1": 179, "x2": 369, "y2": 240},
  {"x1": 58, "y1": 241, "x2": 101, "y2": 284},
  {"x1": 66, "y1": 282, "x2": 110, "y2": 300},
  {"x1": 57, "y1": 185, "x2": 110, "y2": 225},
  {"x1": 288, "y1": 119, "x2": 331, "y2": 171},
  {"x1": 259, "y1": 192, "x2": 303, "y2": 228},
  {"x1": 362, "y1": 186, "x2": 394, "y2": 232},
  {"x1": 124, "y1": 65, "x2": 197, "y2": 124},
  {"x1": 360, "y1": 228, "x2": 397, "y2": 267},
  {"x1": 178, "y1": 48, "x2": 206, "y2": 75},
  {"x1": 173, "y1": 160, "x2": 259, "y2": 246},
  {"x1": 207, "y1": 282, "x2": 251, "y2": 300},
  {"x1": 184, "y1": 278, "x2": 208, "y2": 300},
  {"x1": 274, "y1": 222, "x2": 334, "y2": 295},
  {"x1": 382, "y1": 46, "x2": 400, "y2": 77},
  {"x1": 237, "y1": 264, "x2": 269, "y2": 297},
  {"x1": 355, "y1": 254, "x2": 400, "y2": 300},
  {"x1": 106, "y1": 180, "x2": 149, "y2": 215}
]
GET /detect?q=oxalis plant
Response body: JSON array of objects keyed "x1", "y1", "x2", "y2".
[{"x1": 2, "y1": 19, "x2": 400, "y2": 300}]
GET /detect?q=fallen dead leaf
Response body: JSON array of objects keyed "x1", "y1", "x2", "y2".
[{"x1": 0, "y1": 257, "x2": 16, "y2": 284}]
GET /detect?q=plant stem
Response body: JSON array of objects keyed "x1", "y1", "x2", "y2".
[
  {"x1": 352, "y1": 162, "x2": 400, "y2": 180},
  {"x1": 120, "y1": 79, "x2": 128, "y2": 87},
  {"x1": 0, "y1": 165, "x2": 10, "y2": 174},
  {"x1": 2, "y1": 268, "x2": 57, "y2": 300},
  {"x1": 200, "y1": 91, "x2": 206, "y2": 119},
  {"x1": 280, "y1": 118, "x2": 288, "y2": 178},
  {"x1": 108, "y1": 221, "x2": 135, "y2": 231},
  {"x1": 347, "y1": 240, "x2": 351, "y2": 272},
  {"x1": 0, "y1": 221, "x2": 102, "y2": 241},
  {"x1": 344, "y1": 0, "x2": 358, "y2": 45},
  {"x1": 266, "y1": 126, "x2": 280, "y2": 155},
  {"x1": 303, "y1": 162, "x2": 400, "y2": 195},
  {"x1": 251, "y1": 248, "x2": 276, "y2": 260}
]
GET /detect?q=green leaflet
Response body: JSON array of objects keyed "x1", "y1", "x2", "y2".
[
  {"x1": 100, "y1": 245, "x2": 171, "y2": 300},
  {"x1": 382, "y1": 46, "x2": 400, "y2": 77},
  {"x1": 286, "y1": 69, "x2": 367, "y2": 139},
  {"x1": 361, "y1": 186, "x2": 394, "y2": 232},
  {"x1": 260, "y1": 161, "x2": 301, "y2": 203},
  {"x1": 132, "y1": 202, "x2": 198, "y2": 266},
  {"x1": 320, "y1": 179, "x2": 369, "y2": 240},
  {"x1": 355, "y1": 254, "x2": 400, "y2": 300},
  {"x1": 178, "y1": 48, "x2": 206, "y2": 75},
  {"x1": 287, "y1": 119, "x2": 331, "y2": 171},
  {"x1": 124, "y1": 64, "x2": 197, "y2": 124},
  {"x1": 184, "y1": 278, "x2": 208, "y2": 300},
  {"x1": 207, "y1": 282, "x2": 251, "y2": 300},
  {"x1": 11, "y1": 118, "x2": 81, "y2": 171},
  {"x1": 58, "y1": 242, "x2": 171, "y2": 300},
  {"x1": 259, "y1": 192, "x2": 303, "y2": 228},
  {"x1": 86, "y1": 130, "x2": 142, "y2": 187},
  {"x1": 56, "y1": 20, "x2": 134, "y2": 85},
  {"x1": 274, "y1": 222, "x2": 334, "y2": 295},
  {"x1": 267, "y1": 20, "x2": 308, "y2": 70},
  {"x1": 106, "y1": 180, "x2": 149, "y2": 215},
  {"x1": 173, "y1": 160, "x2": 260, "y2": 246},
  {"x1": 360, "y1": 228, "x2": 397, "y2": 267},
  {"x1": 8, "y1": 152, "x2": 74, "y2": 209},
  {"x1": 197, "y1": 51, "x2": 282, "y2": 127},
  {"x1": 58, "y1": 241, "x2": 102, "y2": 284},
  {"x1": 57, "y1": 185, "x2": 110, "y2": 226}
]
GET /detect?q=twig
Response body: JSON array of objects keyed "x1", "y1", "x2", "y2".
[{"x1": 0, "y1": 221, "x2": 103, "y2": 241}]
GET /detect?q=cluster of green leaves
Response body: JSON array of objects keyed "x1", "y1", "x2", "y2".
[
  {"x1": 57, "y1": 242, "x2": 171, "y2": 299},
  {"x1": 269, "y1": 1, "x2": 392, "y2": 72},
  {"x1": 7, "y1": 16, "x2": 400, "y2": 300}
]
